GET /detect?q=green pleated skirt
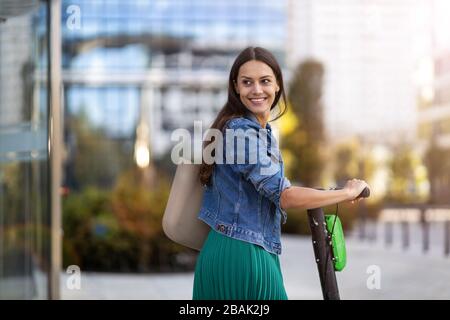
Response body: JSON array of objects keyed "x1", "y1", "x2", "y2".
[{"x1": 192, "y1": 228, "x2": 288, "y2": 300}]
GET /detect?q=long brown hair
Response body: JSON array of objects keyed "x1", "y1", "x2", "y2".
[{"x1": 199, "y1": 46, "x2": 288, "y2": 186}]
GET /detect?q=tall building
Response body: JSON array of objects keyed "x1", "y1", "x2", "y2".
[
  {"x1": 416, "y1": 0, "x2": 450, "y2": 203},
  {"x1": 418, "y1": 52, "x2": 450, "y2": 148},
  {"x1": 287, "y1": 0, "x2": 425, "y2": 144},
  {"x1": 418, "y1": 0, "x2": 450, "y2": 149},
  {"x1": 61, "y1": 0, "x2": 289, "y2": 169}
]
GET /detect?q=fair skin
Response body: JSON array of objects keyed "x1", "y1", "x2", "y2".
[
  {"x1": 234, "y1": 60, "x2": 370, "y2": 209},
  {"x1": 234, "y1": 60, "x2": 279, "y2": 129}
]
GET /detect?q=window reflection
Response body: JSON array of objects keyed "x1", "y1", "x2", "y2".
[
  {"x1": 57, "y1": 0, "x2": 287, "y2": 277},
  {"x1": 0, "y1": 1, "x2": 50, "y2": 299}
]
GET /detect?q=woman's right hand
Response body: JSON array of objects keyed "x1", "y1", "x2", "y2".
[{"x1": 344, "y1": 178, "x2": 370, "y2": 203}]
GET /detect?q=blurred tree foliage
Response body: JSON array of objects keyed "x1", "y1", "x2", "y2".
[
  {"x1": 333, "y1": 138, "x2": 375, "y2": 187},
  {"x1": 281, "y1": 59, "x2": 327, "y2": 234},
  {"x1": 280, "y1": 60, "x2": 382, "y2": 234},
  {"x1": 282, "y1": 198, "x2": 380, "y2": 235},
  {"x1": 387, "y1": 143, "x2": 427, "y2": 204},
  {"x1": 284, "y1": 59, "x2": 326, "y2": 188},
  {"x1": 111, "y1": 166, "x2": 178, "y2": 272},
  {"x1": 334, "y1": 141, "x2": 360, "y2": 186},
  {"x1": 63, "y1": 112, "x2": 197, "y2": 272},
  {"x1": 64, "y1": 109, "x2": 134, "y2": 191},
  {"x1": 62, "y1": 187, "x2": 138, "y2": 271},
  {"x1": 1, "y1": 162, "x2": 51, "y2": 275},
  {"x1": 62, "y1": 170, "x2": 194, "y2": 272},
  {"x1": 424, "y1": 137, "x2": 450, "y2": 204}
]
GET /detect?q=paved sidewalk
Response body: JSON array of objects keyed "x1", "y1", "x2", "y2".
[{"x1": 61, "y1": 235, "x2": 450, "y2": 300}]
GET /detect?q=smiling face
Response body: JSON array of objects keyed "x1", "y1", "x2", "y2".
[{"x1": 234, "y1": 60, "x2": 280, "y2": 122}]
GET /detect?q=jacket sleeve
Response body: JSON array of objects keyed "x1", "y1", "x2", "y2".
[{"x1": 224, "y1": 118, "x2": 291, "y2": 222}]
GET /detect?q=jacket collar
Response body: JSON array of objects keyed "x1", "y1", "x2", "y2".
[{"x1": 244, "y1": 111, "x2": 272, "y2": 130}]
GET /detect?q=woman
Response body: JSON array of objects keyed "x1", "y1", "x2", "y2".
[{"x1": 193, "y1": 47, "x2": 369, "y2": 300}]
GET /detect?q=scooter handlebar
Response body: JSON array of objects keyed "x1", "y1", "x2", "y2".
[
  {"x1": 356, "y1": 187, "x2": 370, "y2": 199},
  {"x1": 326, "y1": 186, "x2": 370, "y2": 200}
]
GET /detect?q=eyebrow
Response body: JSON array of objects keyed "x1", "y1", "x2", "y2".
[{"x1": 240, "y1": 75, "x2": 273, "y2": 80}]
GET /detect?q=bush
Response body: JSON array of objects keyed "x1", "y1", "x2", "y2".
[
  {"x1": 282, "y1": 200, "x2": 382, "y2": 236},
  {"x1": 62, "y1": 169, "x2": 198, "y2": 273}
]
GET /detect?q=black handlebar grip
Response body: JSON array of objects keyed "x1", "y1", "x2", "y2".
[{"x1": 356, "y1": 187, "x2": 370, "y2": 199}]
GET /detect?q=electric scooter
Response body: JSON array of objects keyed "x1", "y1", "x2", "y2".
[{"x1": 307, "y1": 187, "x2": 370, "y2": 300}]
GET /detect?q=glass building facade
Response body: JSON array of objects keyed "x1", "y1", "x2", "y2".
[
  {"x1": 0, "y1": 0, "x2": 55, "y2": 299},
  {"x1": 59, "y1": 0, "x2": 288, "y2": 281},
  {"x1": 1, "y1": 0, "x2": 288, "y2": 299},
  {"x1": 61, "y1": 1, "x2": 288, "y2": 188}
]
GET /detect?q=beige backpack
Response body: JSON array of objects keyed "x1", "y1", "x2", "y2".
[{"x1": 162, "y1": 163, "x2": 210, "y2": 251}]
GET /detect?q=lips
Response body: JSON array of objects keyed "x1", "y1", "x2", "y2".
[{"x1": 249, "y1": 97, "x2": 267, "y2": 105}]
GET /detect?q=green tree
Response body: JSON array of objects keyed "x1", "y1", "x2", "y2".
[
  {"x1": 424, "y1": 137, "x2": 450, "y2": 204},
  {"x1": 332, "y1": 137, "x2": 376, "y2": 185},
  {"x1": 62, "y1": 187, "x2": 140, "y2": 271},
  {"x1": 282, "y1": 60, "x2": 326, "y2": 235},
  {"x1": 285, "y1": 59, "x2": 326, "y2": 187},
  {"x1": 65, "y1": 109, "x2": 133, "y2": 190},
  {"x1": 110, "y1": 165, "x2": 174, "y2": 272},
  {"x1": 334, "y1": 141, "x2": 360, "y2": 186},
  {"x1": 387, "y1": 143, "x2": 424, "y2": 203}
]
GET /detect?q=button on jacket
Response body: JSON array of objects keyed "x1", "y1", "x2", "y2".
[{"x1": 198, "y1": 112, "x2": 291, "y2": 255}]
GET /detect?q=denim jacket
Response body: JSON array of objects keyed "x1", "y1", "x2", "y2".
[{"x1": 198, "y1": 112, "x2": 291, "y2": 255}]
